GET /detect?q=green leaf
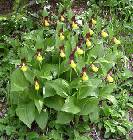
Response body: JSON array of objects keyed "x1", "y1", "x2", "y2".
[
  {"x1": 34, "y1": 99, "x2": 43, "y2": 113},
  {"x1": 0, "y1": 44, "x2": 5, "y2": 48},
  {"x1": 56, "y1": 112, "x2": 73, "y2": 124},
  {"x1": 88, "y1": 44, "x2": 104, "y2": 59},
  {"x1": 23, "y1": 69, "x2": 34, "y2": 84},
  {"x1": 60, "y1": 60, "x2": 70, "y2": 74},
  {"x1": 64, "y1": 41, "x2": 71, "y2": 59},
  {"x1": 74, "y1": 130, "x2": 92, "y2": 140},
  {"x1": 117, "y1": 126, "x2": 126, "y2": 135},
  {"x1": 26, "y1": 132, "x2": 39, "y2": 140},
  {"x1": 39, "y1": 64, "x2": 58, "y2": 80},
  {"x1": 78, "y1": 79, "x2": 102, "y2": 99},
  {"x1": 104, "y1": 95, "x2": 117, "y2": 105},
  {"x1": 83, "y1": 24, "x2": 89, "y2": 37},
  {"x1": 43, "y1": 83, "x2": 56, "y2": 98},
  {"x1": 35, "y1": 36, "x2": 44, "y2": 49},
  {"x1": 71, "y1": 35, "x2": 77, "y2": 49},
  {"x1": 95, "y1": 16, "x2": 102, "y2": 32},
  {"x1": 16, "y1": 102, "x2": 35, "y2": 128},
  {"x1": 11, "y1": 69, "x2": 29, "y2": 92},
  {"x1": 62, "y1": 96, "x2": 80, "y2": 114},
  {"x1": 78, "y1": 97, "x2": 99, "y2": 116},
  {"x1": 121, "y1": 68, "x2": 133, "y2": 80},
  {"x1": 99, "y1": 83, "x2": 116, "y2": 97},
  {"x1": 48, "y1": 79, "x2": 70, "y2": 98},
  {"x1": 78, "y1": 86, "x2": 97, "y2": 99},
  {"x1": 48, "y1": 130, "x2": 63, "y2": 140},
  {"x1": 126, "y1": 103, "x2": 133, "y2": 109},
  {"x1": 89, "y1": 111, "x2": 99, "y2": 123},
  {"x1": 44, "y1": 95, "x2": 65, "y2": 111},
  {"x1": 99, "y1": 58, "x2": 114, "y2": 76},
  {"x1": 10, "y1": 90, "x2": 30, "y2": 105},
  {"x1": 42, "y1": 8, "x2": 48, "y2": 17},
  {"x1": 35, "y1": 110, "x2": 48, "y2": 130}
]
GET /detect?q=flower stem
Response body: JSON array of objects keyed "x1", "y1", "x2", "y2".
[
  {"x1": 70, "y1": 68, "x2": 72, "y2": 81},
  {"x1": 58, "y1": 57, "x2": 61, "y2": 78}
]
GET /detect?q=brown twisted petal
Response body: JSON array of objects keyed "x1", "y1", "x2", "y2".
[
  {"x1": 86, "y1": 33, "x2": 90, "y2": 39},
  {"x1": 71, "y1": 16, "x2": 76, "y2": 22},
  {"x1": 21, "y1": 58, "x2": 26, "y2": 63},
  {"x1": 59, "y1": 45, "x2": 64, "y2": 50},
  {"x1": 82, "y1": 67, "x2": 87, "y2": 72}
]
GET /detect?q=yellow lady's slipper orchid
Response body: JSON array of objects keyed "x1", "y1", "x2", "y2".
[
  {"x1": 36, "y1": 53, "x2": 43, "y2": 62},
  {"x1": 35, "y1": 81, "x2": 40, "y2": 91},
  {"x1": 91, "y1": 64, "x2": 99, "y2": 72},
  {"x1": 59, "y1": 33, "x2": 65, "y2": 41},
  {"x1": 107, "y1": 74, "x2": 114, "y2": 83},
  {"x1": 72, "y1": 21, "x2": 78, "y2": 29},
  {"x1": 70, "y1": 60, "x2": 76, "y2": 69},
  {"x1": 21, "y1": 63, "x2": 27, "y2": 72},
  {"x1": 89, "y1": 29, "x2": 94, "y2": 36},
  {"x1": 60, "y1": 15, "x2": 65, "y2": 22},
  {"x1": 60, "y1": 50, "x2": 65, "y2": 58},
  {"x1": 76, "y1": 47, "x2": 84, "y2": 55},
  {"x1": 114, "y1": 37, "x2": 121, "y2": 45},
  {"x1": 101, "y1": 30, "x2": 108, "y2": 38},
  {"x1": 82, "y1": 72, "x2": 88, "y2": 81},
  {"x1": 86, "y1": 39, "x2": 91, "y2": 47},
  {"x1": 44, "y1": 20, "x2": 49, "y2": 27},
  {"x1": 92, "y1": 18, "x2": 96, "y2": 25}
]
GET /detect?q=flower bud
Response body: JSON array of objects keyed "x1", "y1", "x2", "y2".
[
  {"x1": 35, "y1": 81, "x2": 40, "y2": 91},
  {"x1": 76, "y1": 47, "x2": 84, "y2": 55},
  {"x1": 72, "y1": 21, "x2": 78, "y2": 29},
  {"x1": 86, "y1": 39, "x2": 91, "y2": 47},
  {"x1": 21, "y1": 63, "x2": 28, "y2": 72},
  {"x1": 91, "y1": 64, "x2": 99, "y2": 72},
  {"x1": 107, "y1": 74, "x2": 114, "y2": 83},
  {"x1": 92, "y1": 18, "x2": 96, "y2": 25},
  {"x1": 60, "y1": 50, "x2": 65, "y2": 58},
  {"x1": 82, "y1": 72, "x2": 88, "y2": 81},
  {"x1": 113, "y1": 37, "x2": 121, "y2": 45},
  {"x1": 59, "y1": 33, "x2": 65, "y2": 41},
  {"x1": 36, "y1": 53, "x2": 43, "y2": 62},
  {"x1": 60, "y1": 15, "x2": 65, "y2": 22},
  {"x1": 101, "y1": 30, "x2": 108, "y2": 38},
  {"x1": 44, "y1": 20, "x2": 49, "y2": 27},
  {"x1": 89, "y1": 29, "x2": 94, "y2": 36},
  {"x1": 70, "y1": 60, "x2": 76, "y2": 69}
]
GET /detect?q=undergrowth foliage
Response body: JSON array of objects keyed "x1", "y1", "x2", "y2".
[{"x1": 9, "y1": 6, "x2": 132, "y2": 139}]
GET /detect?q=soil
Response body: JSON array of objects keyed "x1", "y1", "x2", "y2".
[{"x1": 0, "y1": 0, "x2": 13, "y2": 15}]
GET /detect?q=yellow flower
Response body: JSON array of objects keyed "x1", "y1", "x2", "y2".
[
  {"x1": 107, "y1": 74, "x2": 114, "y2": 83},
  {"x1": 35, "y1": 81, "x2": 40, "y2": 91},
  {"x1": 101, "y1": 30, "x2": 108, "y2": 38},
  {"x1": 72, "y1": 21, "x2": 78, "y2": 29},
  {"x1": 92, "y1": 18, "x2": 97, "y2": 25},
  {"x1": 76, "y1": 47, "x2": 84, "y2": 55},
  {"x1": 21, "y1": 63, "x2": 27, "y2": 72},
  {"x1": 86, "y1": 39, "x2": 91, "y2": 47},
  {"x1": 114, "y1": 37, "x2": 121, "y2": 45},
  {"x1": 36, "y1": 53, "x2": 43, "y2": 62},
  {"x1": 91, "y1": 64, "x2": 99, "y2": 72},
  {"x1": 44, "y1": 20, "x2": 49, "y2": 26},
  {"x1": 70, "y1": 60, "x2": 76, "y2": 69},
  {"x1": 60, "y1": 50, "x2": 65, "y2": 58},
  {"x1": 89, "y1": 29, "x2": 94, "y2": 36},
  {"x1": 59, "y1": 33, "x2": 65, "y2": 41},
  {"x1": 60, "y1": 15, "x2": 65, "y2": 22},
  {"x1": 82, "y1": 72, "x2": 88, "y2": 81}
]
